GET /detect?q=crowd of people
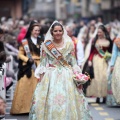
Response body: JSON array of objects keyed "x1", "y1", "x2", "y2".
[{"x1": 0, "y1": 15, "x2": 120, "y2": 119}]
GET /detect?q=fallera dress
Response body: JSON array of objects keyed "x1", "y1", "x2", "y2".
[
  {"x1": 10, "y1": 38, "x2": 41, "y2": 114},
  {"x1": 110, "y1": 43, "x2": 120, "y2": 104},
  {"x1": 87, "y1": 40, "x2": 110, "y2": 97},
  {"x1": 29, "y1": 40, "x2": 92, "y2": 120}
]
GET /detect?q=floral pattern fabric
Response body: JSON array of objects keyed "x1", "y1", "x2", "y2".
[
  {"x1": 110, "y1": 43, "x2": 120, "y2": 105},
  {"x1": 29, "y1": 41, "x2": 92, "y2": 120},
  {"x1": 111, "y1": 57, "x2": 120, "y2": 104},
  {"x1": 106, "y1": 73, "x2": 118, "y2": 106}
]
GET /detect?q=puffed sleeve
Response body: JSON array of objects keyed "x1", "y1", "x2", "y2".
[
  {"x1": 67, "y1": 47, "x2": 81, "y2": 73},
  {"x1": 88, "y1": 48, "x2": 97, "y2": 61},
  {"x1": 34, "y1": 49, "x2": 48, "y2": 79},
  {"x1": 18, "y1": 45, "x2": 29, "y2": 62}
]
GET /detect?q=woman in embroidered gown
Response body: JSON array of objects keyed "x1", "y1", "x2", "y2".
[
  {"x1": 105, "y1": 24, "x2": 118, "y2": 106},
  {"x1": 87, "y1": 25, "x2": 113, "y2": 103},
  {"x1": 29, "y1": 21, "x2": 92, "y2": 120},
  {"x1": 10, "y1": 20, "x2": 43, "y2": 114},
  {"x1": 110, "y1": 34, "x2": 120, "y2": 104}
]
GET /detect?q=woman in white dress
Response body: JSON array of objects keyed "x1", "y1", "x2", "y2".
[{"x1": 29, "y1": 21, "x2": 92, "y2": 120}]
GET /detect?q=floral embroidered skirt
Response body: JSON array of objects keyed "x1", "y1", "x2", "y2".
[
  {"x1": 29, "y1": 67, "x2": 92, "y2": 120},
  {"x1": 112, "y1": 57, "x2": 120, "y2": 104},
  {"x1": 106, "y1": 73, "x2": 118, "y2": 106}
]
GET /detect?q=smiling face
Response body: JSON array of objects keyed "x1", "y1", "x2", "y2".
[
  {"x1": 31, "y1": 26, "x2": 40, "y2": 38},
  {"x1": 51, "y1": 23, "x2": 64, "y2": 41},
  {"x1": 97, "y1": 28, "x2": 104, "y2": 38}
]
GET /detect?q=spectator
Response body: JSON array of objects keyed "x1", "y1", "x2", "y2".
[{"x1": 0, "y1": 96, "x2": 6, "y2": 117}]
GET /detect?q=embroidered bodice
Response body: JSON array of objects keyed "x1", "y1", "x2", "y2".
[
  {"x1": 35, "y1": 40, "x2": 81, "y2": 78},
  {"x1": 95, "y1": 39, "x2": 110, "y2": 50},
  {"x1": 89, "y1": 39, "x2": 110, "y2": 61}
]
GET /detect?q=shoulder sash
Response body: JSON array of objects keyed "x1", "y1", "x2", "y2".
[
  {"x1": 95, "y1": 46, "x2": 111, "y2": 60},
  {"x1": 44, "y1": 40, "x2": 69, "y2": 67},
  {"x1": 22, "y1": 39, "x2": 36, "y2": 71}
]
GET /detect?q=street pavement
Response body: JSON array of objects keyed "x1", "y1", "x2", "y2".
[
  {"x1": 88, "y1": 98, "x2": 120, "y2": 120},
  {"x1": 5, "y1": 97, "x2": 120, "y2": 120}
]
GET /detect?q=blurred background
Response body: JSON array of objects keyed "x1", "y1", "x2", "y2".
[{"x1": 0, "y1": 0, "x2": 120, "y2": 23}]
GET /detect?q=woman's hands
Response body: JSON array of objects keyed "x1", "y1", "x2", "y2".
[{"x1": 38, "y1": 74, "x2": 44, "y2": 83}]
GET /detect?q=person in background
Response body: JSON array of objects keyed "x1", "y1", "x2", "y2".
[
  {"x1": 0, "y1": 28, "x2": 13, "y2": 95},
  {"x1": 105, "y1": 24, "x2": 116, "y2": 41},
  {"x1": 0, "y1": 28, "x2": 6, "y2": 67},
  {"x1": 66, "y1": 25, "x2": 84, "y2": 68},
  {"x1": 87, "y1": 25, "x2": 113, "y2": 103},
  {"x1": 105, "y1": 24, "x2": 118, "y2": 106},
  {"x1": 17, "y1": 27, "x2": 27, "y2": 44},
  {"x1": 96, "y1": 17, "x2": 103, "y2": 28},
  {"x1": 110, "y1": 33, "x2": 120, "y2": 104},
  {"x1": 0, "y1": 29, "x2": 6, "y2": 114},
  {"x1": 0, "y1": 96, "x2": 6, "y2": 119},
  {"x1": 77, "y1": 21, "x2": 88, "y2": 46},
  {"x1": 10, "y1": 20, "x2": 42, "y2": 114}
]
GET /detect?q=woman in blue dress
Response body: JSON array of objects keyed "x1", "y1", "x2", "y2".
[
  {"x1": 29, "y1": 21, "x2": 92, "y2": 120},
  {"x1": 110, "y1": 35, "x2": 120, "y2": 104}
]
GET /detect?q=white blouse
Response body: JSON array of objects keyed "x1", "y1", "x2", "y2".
[{"x1": 31, "y1": 36, "x2": 37, "y2": 45}]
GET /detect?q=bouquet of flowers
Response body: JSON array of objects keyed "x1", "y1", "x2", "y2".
[
  {"x1": 104, "y1": 51, "x2": 111, "y2": 61},
  {"x1": 73, "y1": 71, "x2": 90, "y2": 86}
]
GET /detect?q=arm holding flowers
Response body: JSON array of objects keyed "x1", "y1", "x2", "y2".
[{"x1": 67, "y1": 46, "x2": 90, "y2": 86}]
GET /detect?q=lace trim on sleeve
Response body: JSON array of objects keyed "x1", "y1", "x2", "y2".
[{"x1": 34, "y1": 65, "x2": 46, "y2": 79}]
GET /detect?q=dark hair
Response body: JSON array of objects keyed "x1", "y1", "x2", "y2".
[
  {"x1": 0, "y1": 28, "x2": 4, "y2": 34},
  {"x1": 50, "y1": 22, "x2": 63, "y2": 35},
  {"x1": 24, "y1": 20, "x2": 40, "y2": 39},
  {"x1": 40, "y1": 25, "x2": 49, "y2": 35},
  {"x1": 93, "y1": 25, "x2": 113, "y2": 52}
]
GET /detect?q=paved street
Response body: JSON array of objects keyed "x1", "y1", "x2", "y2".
[
  {"x1": 88, "y1": 98, "x2": 120, "y2": 120},
  {"x1": 5, "y1": 94, "x2": 120, "y2": 120}
]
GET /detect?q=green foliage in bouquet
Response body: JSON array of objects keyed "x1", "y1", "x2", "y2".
[
  {"x1": 104, "y1": 51, "x2": 112, "y2": 61},
  {"x1": 99, "y1": 49, "x2": 111, "y2": 61}
]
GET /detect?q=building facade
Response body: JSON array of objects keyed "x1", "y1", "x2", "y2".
[
  {"x1": 0, "y1": 0, "x2": 22, "y2": 19},
  {"x1": 81, "y1": 0, "x2": 120, "y2": 23},
  {"x1": 28, "y1": 0, "x2": 81, "y2": 21}
]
